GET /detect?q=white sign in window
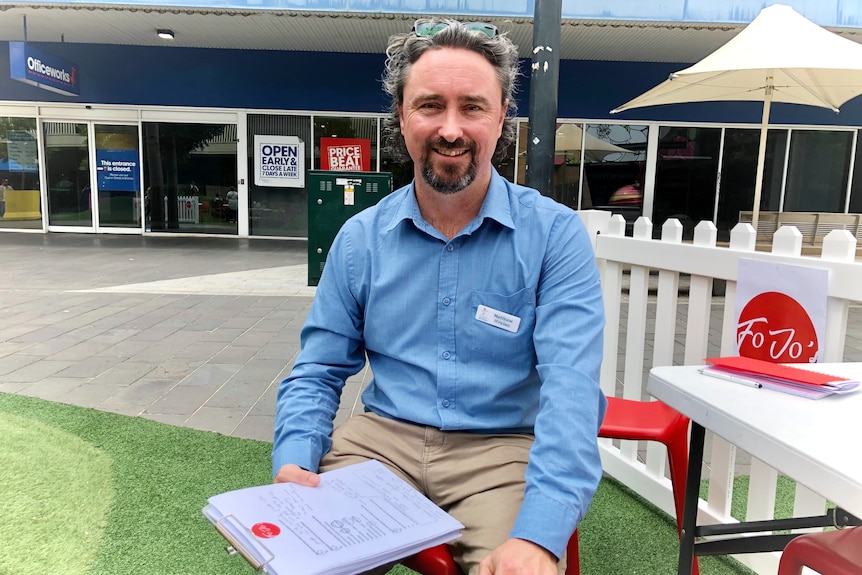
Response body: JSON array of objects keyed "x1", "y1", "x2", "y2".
[{"x1": 254, "y1": 135, "x2": 305, "y2": 188}]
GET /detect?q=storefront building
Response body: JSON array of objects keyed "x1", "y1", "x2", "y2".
[{"x1": 3, "y1": 0, "x2": 862, "y2": 241}]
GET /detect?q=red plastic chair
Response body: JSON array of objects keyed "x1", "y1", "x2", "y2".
[
  {"x1": 777, "y1": 526, "x2": 862, "y2": 575},
  {"x1": 598, "y1": 396, "x2": 700, "y2": 575},
  {"x1": 404, "y1": 530, "x2": 580, "y2": 575}
]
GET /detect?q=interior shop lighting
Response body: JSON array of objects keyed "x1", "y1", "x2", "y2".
[{"x1": 157, "y1": 29, "x2": 175, "y2": 40}]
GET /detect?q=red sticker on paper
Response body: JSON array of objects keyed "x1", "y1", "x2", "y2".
[
  {"x1": 737, "y1": 291, "x2": 818, "y2": 363},
  {"x1": 251, "y1": 522, "x2": 281, "y2": 538}
]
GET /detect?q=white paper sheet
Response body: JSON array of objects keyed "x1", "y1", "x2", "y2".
[{"x1": 203, "y1": 460, "x2": 463, "y2": 575}]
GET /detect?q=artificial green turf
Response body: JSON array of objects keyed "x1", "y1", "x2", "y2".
[
  {"x1": 0, "y1": 413, "x2": 113, "y2": 575},
  {"x1": 0, "y1": 392, "x2": 756, "y2": 575}
]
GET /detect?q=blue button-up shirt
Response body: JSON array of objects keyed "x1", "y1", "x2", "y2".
[{"x1": 273, "y1": 169, "x2": 606, "y2": 558}]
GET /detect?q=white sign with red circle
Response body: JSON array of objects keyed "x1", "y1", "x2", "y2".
[{"x1": 735, "y1": 259, "x2": 828, "y2": 363}]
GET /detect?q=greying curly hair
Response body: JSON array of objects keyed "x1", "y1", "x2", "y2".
[{"x1": 381, "y1": 19, "x2": 520, "y2": 163}]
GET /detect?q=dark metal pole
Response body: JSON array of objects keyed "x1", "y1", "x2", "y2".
[{"x1": 525, "y1": 0, "x2": 562, "y2": 196}]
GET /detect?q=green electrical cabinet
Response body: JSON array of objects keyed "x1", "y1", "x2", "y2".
[{"x1": 307, "y1": 170, "x2": 393, "y2": 286}]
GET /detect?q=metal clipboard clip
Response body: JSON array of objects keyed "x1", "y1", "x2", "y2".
[{"x1": 214, "y1": 514, "x2": 276, "y2": 574}]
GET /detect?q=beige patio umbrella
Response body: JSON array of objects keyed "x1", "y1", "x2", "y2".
[
  {"x1": 554, "y1": 123, "x2": 630, "y2": 162},
  {"x1": 519, "y1": 123, "x2": 629, "y2": 164},
  {"x1": 611, "y1": 3, "x2": 862, "y2": 229}
]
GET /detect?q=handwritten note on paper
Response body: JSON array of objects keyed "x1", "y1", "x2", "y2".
[{"x1": 203, "y1": 460, "x2": 463, "y2": 575}]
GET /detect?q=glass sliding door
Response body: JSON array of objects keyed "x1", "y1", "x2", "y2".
[
  {"x1": 95, "y1": 124, "x2": 141, "y2": 230},
  {"x1": 142, "y1": 121, "x2": 237, "y2": 234},
  {"x1": 44, "y1": 121, "x2": 92, "y2": 229},
  {"x1": 44, "y1": 121, "x2": 143, "y2": 232}
]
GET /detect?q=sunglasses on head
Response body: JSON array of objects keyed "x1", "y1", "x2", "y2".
[{"x1": 412, "y1": 21, "x2": 498, "y2": 39}]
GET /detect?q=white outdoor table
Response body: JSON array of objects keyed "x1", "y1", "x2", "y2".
[{"x1": 647, "y1": 363, "x2": 862, "y2": 575}]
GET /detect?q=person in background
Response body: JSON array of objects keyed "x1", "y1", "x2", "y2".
[
  {"x1": 0, "y1": 178, "x2": 11, "y2": 218},
  {"x1": 272, "y1": 19, "x2": 606, "y2": 575},
  {"x1": 226, "y1": 187, "x2": 239, "y2": 223}
]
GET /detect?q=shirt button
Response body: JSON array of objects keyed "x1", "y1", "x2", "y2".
[
  {"x1": 442, "y1": 351, "x2": 451, "y2": 359},
  {"x1": 446, "y1": 244, "x2": 455, "y2": 252},
  {"x1": 442, "y1": 297, "x2": 451, "y2": 306},
  {"x1": 442, "y1": 399, "x2": 450, "y2": 408}
]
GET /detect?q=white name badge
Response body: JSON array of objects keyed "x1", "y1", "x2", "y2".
[{"x1": 475, "y1": 305, "x2": 521, "y2": 333}]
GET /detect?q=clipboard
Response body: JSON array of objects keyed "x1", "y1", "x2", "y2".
[{"x1": 211, "y1": 513, "x2": 275, "y2": 573}]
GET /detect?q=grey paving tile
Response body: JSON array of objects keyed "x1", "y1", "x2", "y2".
[
  {"x1": 48, "y1": 340, "x2": 115, "y2": 361},
  {"x1": 125, "y1": 325, "x2": 184, "y2": 342},
  {"x1": 0, "y1": 354, "x2": 40, "y2": 376},
  {"x1": 177, "y1": 363, "x2": 243, "y2": 387},
  {"x1": 0, "y1": 381, "x2": 34, "y2": 394},
  {"x1": 230, "y1": 358, "x2": 289, "y2": 384},
  {"x1": 10, "y1": 325, "x2": 72, "y2": 343},
  {"x1": 252, "y1": 319, "x2": 290, "y2": 333},
  {"x1": 55, "y1": 355, "x2": 125, "y2": 378},
  {"x1": 127, "y1": 342, "x2": 183, "y2": 362},
  {"x1": 232, "y1": 414, "x2": 275, "y2": 443},
  {"x1": 173, "y1": 340, "x2": 229, "y2": 361},
  {"x1": 16, "y1": 377, "x2": 88, "y2": 399},
  {"x1": 0, "y1": 359, "x2": 76, "y2": 383},
  {"x1": 142, "y1": 358, "x2": 205, "y2": 381},
  {"x1": 221, "y1": 316, "x2": 264, "y2": 329},
  {"x1": 99, "y1": 403, "x2": 146, "y2": 417},
  {"x1": 91, "y1": 361, "x2": 163, "y2": 386},
  {"x1": 201, "y1": 328, "x2": 247, "y2": 342},
  {"x1": 254, "y1": 342, "x2": 299, "y2": 361},
  {"x1": 0, "y1": 324, "x2": 42, "y2": 342},
  {"x1": 0, "y1": 341, "x2": 36, "y2": 358},
  {"x1": 210, "y1": 345, "x2": 259, "y2": 364},
  {"x1": 56, "y1": 381, "x2": 129, "y2": 408},
  {"x1": 204, "y1": 379, "x2": 271, "y2": 409},
  {"x1": 140, "y1": 413, "x2": 188, "y2": 426},
  {"x1": 249, "y1": 384, "x2": 279, "y2": 416},
  {"x1": 96, "y1": 338, "x2": 155, "y2": 358},
  {"x1": 145, "y1": 385, "x2": 217, "y2": 415},
  {"x1": 185, "y1": 406, "x2": 247, "y2": 435},
  {"x1": 16, "y1": 337, "x2": 88, "y2": 357},
  {"x1": 230, "y1": 331, "x2": 276, "y2": 349},
  {"x1": 99, "y1": 378, "x2": 176, "y2": 408}
]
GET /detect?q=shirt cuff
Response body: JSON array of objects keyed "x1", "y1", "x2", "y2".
[
  {"x1": 509, "y1": 491, "x2": 580, "y2": 559},
  {"x1": 271, "y1": 438, "x2": 323, "y2": 478}
]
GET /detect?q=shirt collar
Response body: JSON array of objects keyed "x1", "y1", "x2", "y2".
[{"x1": 386, "y1": 169, "x2": 516, "y2": 234}]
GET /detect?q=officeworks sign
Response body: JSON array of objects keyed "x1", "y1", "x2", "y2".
[{"x1": 9, "y1": 42, "x2": 79, "y2": 97}]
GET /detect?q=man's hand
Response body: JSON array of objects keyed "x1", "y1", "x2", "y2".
[
  {"x1": 478, "y1": 538, "x2": 559, "y2": 575},
  {"x1": 273, "y1": 464, "x2": 321, "y2": 486}
]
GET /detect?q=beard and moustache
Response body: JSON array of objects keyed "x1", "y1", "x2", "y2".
[{"x1": 420, "y1": 138, "x2": 478, "y2": 195}]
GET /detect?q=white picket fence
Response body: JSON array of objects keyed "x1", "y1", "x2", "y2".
[
  {"x1": 578, "y1": 209, "x2": 861, "y2": 574},
  {"x1": 169, "y1": 195, "x2": 200, "y2": 223}
]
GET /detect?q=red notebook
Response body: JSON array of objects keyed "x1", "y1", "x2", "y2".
[{"x1": 705, "y1": 356, "x2": 851, "y2": 387}]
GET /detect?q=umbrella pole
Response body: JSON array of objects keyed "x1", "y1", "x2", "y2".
[{"x1": 750, "y1": 78, "x2": 774, "y2": 231}]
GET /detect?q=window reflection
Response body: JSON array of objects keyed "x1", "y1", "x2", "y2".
[
  {"x1": 653, "y1": 126, "x2": 720, "y2": 238},
  {"x1": 514, "y1": 122, "x2": 648, "y2": 220},
  {"x1": 784, "y1": 130, "x2": 852, "y2": 212},
  {"x1": 248, "y1": 114, "x2": 312, "y2": 237},
  {"x1": 142, "y1": 122, "x2": 237, "y2": 234},
  {"x1": 1, "y1": 117, "x2": 40, "y2": 229},
  {"x1": 716, "y1": 128, "x2": 760, "y2": 240}
]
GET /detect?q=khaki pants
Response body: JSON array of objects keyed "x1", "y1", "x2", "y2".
[{"x1": 319, "y1": 412, "x2": 567, "y2": 575}]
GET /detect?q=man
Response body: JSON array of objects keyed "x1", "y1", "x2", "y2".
[{"x1": 273, "y1": 19, "x2": 606, "y2": 575}]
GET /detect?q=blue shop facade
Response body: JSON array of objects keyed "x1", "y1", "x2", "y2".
[{"x1": 3, "y1": 0, "x2": 862, "y2": 240}]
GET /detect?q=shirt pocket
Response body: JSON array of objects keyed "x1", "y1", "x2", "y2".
[{"x1": 468, "y1": 288, "x2": 536, "y2": 360}]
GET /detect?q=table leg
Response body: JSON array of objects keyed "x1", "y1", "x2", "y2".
[{"x1": 677, "y1": 422, "x2": 706, "y2": 575}]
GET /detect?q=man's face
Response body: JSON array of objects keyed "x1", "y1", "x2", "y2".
[{"x1": 399, "y1": 47, "x2": 507, "y2": 195}]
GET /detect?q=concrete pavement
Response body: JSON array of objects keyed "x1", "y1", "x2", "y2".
[{"x1": 0, "y1": 232, "x2": 370, "y2": 444}]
